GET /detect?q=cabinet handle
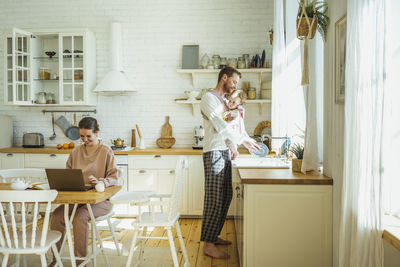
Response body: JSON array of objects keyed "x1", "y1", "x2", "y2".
[
  {"x1": 154, "y1": 155, "x2": 161, "y2": 158},
  {"x1": 169, "y1": 170, "x2": 175, "y2": 174},
  {"x1": 6, "y1": 153, "x2": 13, "y2": 157},
  {"x1": 50, "y1": 154, "x2": 57, "y2": 158},
  {"x1": 139, "y1": 170, "x2": 146, "y2": 174}
]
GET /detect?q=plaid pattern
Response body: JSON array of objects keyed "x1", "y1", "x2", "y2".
[{"x1": 200, "y1": 149, "x2": 233, "y2": 243}]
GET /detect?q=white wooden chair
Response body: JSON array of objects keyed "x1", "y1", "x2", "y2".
[
  {"x1": 125, "y1": 156, "x2": 190, "y2": 267},
  {"x1": 0, "y1": 190, "x2": 63, "y2": 267}
]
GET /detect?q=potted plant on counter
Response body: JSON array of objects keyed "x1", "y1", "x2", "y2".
[{"x1": 289, "y1": 143, "x2": 304, "y2": 172}]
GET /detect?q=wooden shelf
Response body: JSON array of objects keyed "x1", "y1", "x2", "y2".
[
  {"x1": 177, "y1": 68, "x2": 272, "y2": 86},
  {"x1": 175, "y1": 99, "x2": 271, "y2": 116}
]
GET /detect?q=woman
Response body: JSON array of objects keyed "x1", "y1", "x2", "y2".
[{"x1": 50, "y1": 117, "x2": 117, "y2": 265}]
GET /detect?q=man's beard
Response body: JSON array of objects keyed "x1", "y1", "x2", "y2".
[{"x1": 223, "y1": 82, "x2": 235, "y2": 94}]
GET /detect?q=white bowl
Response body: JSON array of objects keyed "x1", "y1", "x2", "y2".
[{"x1": 184, "y1": 90, "x2": 200, "y2": 100}]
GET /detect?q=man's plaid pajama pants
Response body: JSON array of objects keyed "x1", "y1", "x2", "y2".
[{"x1": 200, "y1": 149, "x2": 233, "y2": 243}]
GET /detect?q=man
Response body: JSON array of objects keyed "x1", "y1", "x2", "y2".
[{"x1": 200, "y1": 67, "x2": 260, "y2": 259}]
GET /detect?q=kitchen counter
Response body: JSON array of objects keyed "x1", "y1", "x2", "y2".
[
  {"x1": 0, "y1": 146, "x2": 250, "y2": 155},
  {"x1": 238, "y1": 168, "x2": 333, "y2": 185}
]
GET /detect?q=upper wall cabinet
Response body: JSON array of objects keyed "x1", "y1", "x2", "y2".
[{"x1": 3, "y1": 28, "x2": 96, "y2": 106}]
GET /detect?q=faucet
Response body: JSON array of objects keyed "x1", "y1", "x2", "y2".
[{"x1": 261, "y1": 134, "x2": 291, "y2": 161}]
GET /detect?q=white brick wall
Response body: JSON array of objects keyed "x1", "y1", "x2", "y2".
[{"x1": 0, "y1": 0, "x2": 273, "y2": 148}]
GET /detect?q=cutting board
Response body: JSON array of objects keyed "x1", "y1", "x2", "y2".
[{"x1": 161, "y1": 116, "x2": 172, "y2": 137}]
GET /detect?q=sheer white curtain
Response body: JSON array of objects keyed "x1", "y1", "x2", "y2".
[
  {"x1": 338, "y1": 0, "x2": 386, "y2": 266},
  {"x1": 272, "y1": 0, "x2": 305, "y2": 152}
]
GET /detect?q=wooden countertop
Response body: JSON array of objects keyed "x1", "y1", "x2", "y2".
[
  {"x1": 0, "y1": 183, "x2": 122, "y2": 204},
  {"x1": 0, "y1": 146, "x2": 250, "y2": 155},
  {"x1": 238, "y1": 168, "x2": 333, "y2": 185}
]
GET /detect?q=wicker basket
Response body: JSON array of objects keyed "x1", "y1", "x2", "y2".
[{"x1": 296, "y1": 16, "x2": 318, "y2": 40}]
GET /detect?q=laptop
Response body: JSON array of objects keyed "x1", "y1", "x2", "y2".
[{"x1": 45, "y1": 169, "x2": 93, "y2": 191}]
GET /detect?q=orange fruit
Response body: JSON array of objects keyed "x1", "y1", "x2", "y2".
[
  {"x1": 63, "y1": 143, "x2": 69, "y2": 149},
  {"x1": 57, "y1": 144, "x2": 63, "y2": 150},
  {"x1": 69, "y1": 142, "x2": 75, "y2": 149}
]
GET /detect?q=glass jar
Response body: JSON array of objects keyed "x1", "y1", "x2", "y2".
[
  {"x1": 243, "y1": 54, "x2": 250, "y2": 68},
  {"x1": 228, "y1": 58, "x2": 237, "y2": 68},
  {"x1": 247, "y1": 87, "x2": 256, "y2": 100},
  {"x1": 46, "y1": 93, "x2": 56, "y2": 104},
  {"x1": 237, "y1": 57, "x2": 246, "y2": 69},
  {"x1": 212, "y1": 55, "x2": 221, "y2": 69},
  {"x1": 200, "y1": 53, "x2": 210, "y2": 69},
  {"x1": 36, "y1": 91, "x2": 47, "y2": 104},
  {"x1": 219, "y1": 57, "x2": 227, "y2": 69},
  {"x1": 39, "y1": 67, "x2": 50, "y2": 80}
]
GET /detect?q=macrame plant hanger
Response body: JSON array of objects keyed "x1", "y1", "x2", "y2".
[{"x1": 296, "y1": 0, "x2": 317, "y2": 85}]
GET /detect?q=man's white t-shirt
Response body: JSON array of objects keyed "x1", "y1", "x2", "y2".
[{"x1": 200, "y1": 92, "x2": 244, "y2": 152}]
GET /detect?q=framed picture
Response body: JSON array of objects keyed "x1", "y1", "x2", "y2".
[{"x1": 335, "y1": 15, "x2": 347, "y2": 103}]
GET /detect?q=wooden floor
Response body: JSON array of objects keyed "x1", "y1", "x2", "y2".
[{"x1": 104, "y1": 219, "x2": 239, "y2": 267}]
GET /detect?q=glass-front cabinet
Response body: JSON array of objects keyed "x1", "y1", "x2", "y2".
[{"x1": 3, "y1": 28, "x2": 96, "y2": 106}]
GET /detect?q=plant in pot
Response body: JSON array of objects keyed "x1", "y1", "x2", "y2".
[
  {"x1": 289, "y1": 143, "x2": 304, "y2": 172},
  {"x1": 297, "y1": 0, "x2": 330, "y2": 41}
]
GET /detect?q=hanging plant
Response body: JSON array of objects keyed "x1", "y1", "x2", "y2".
[{"x1": 297, "y1": 0, "x2": 330, "y2": 41}]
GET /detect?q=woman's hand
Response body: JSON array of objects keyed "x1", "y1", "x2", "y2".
[{"x1": 88, "y1": 175, "x2": 100, "y2": 186}]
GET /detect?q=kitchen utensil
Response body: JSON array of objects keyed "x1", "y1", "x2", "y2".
[
  {"x1": 111, "y1": 138, "x2": 125, "y2": 147},
  {"x1": 136, "y1": 124, "x2": 142, "y2": 139},
  {"x1": 66, "y1": 113, "x2": 80, "y2": 140},
  {"x1": 161, "y1": 116, "x2": 172, "y2": 137},
  {"x1": 156, "y1": 137, "x2": 175, "y2": 148},
  {"x1": 50, "y1": 113, "x2": 56, "y2": 140},
  {"x1": 131, "y1": 129, "x2": 136, "y2": 147},
  {"x1": 136, "y1": 124, "x2": 146, "y2": 149},
  {"x1": 250, "y1": 142, "x2": 269, "y2": 158},
  {"x1": 23, "y1": 133, "x2": 44, "y2": 148}
]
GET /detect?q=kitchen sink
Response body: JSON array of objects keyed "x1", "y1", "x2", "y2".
[{"x1": 232, "y1": 157, "x2": 290, "y2": 169}]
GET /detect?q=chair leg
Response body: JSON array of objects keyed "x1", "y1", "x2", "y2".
[
  {"x1": 2, "y1": 254, "x2": 9, "y2": 267},
  {"x1": 126, "y1": 228, "x2": 139, "y2": 267},
  {"x1": 40, "y1": 253, "x2": 47, "y2": 267},
  {"x1": 138, "y1": 226, "x2": 147, "y2": 263},
  {"x1": 107, "y1": 216, "x2": 121, "y2": 256},
  {"x1": 92, "y1": 223, "x2": 97, "y2": 267},
  {"x1": 166, "y1": 227, "x2": 179, "y2": 267},
  {"x1": 175, "y1": 221, "x2": 189, "y2": 267},
  {"x1": 52, "y1": 244, "x2": 63, "y2": 267},
  {"x1": 16, "y1": 254, "x2": 21, "y2": 267}
]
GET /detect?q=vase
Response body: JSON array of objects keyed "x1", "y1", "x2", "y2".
[{"x1": 292, "y1": 158, "x2": 302, "y2": 172}]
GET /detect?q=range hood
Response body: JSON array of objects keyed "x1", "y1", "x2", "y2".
[{"x1": 94, "y1": 22, "x2": 136, "y2": 93}]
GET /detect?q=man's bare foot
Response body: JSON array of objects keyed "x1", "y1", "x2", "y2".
[
  {"x1": 203, "y1": 242, "x2": 230, "y2": 259},
  {"x1": 214, "y1": 237, "x2": 232, "y2": 245},
  {"x1": 47, "y1": 261, "x2": 56, "y2": 267}
]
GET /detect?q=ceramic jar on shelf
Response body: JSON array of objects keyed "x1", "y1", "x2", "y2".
[
  {"x1": 228, "y1": 58, "x2": 237, "y2": 68},
  {"x1": 212, "y1": 55, "x2": 221, "y2": 69}
]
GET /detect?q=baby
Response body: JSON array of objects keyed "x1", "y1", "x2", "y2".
[{"x1": 224, "y1": 90, "x2": 249, "y2": 160}]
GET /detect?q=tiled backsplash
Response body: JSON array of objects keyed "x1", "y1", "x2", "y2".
[{"x1": 0, "y1": 0, "x2": 273, "y2": 148}]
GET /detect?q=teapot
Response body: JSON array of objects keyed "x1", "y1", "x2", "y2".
[{"x1": 111, "y1": 138, "x2": 125, "y2": 147}]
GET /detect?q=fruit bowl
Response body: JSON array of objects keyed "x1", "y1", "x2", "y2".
[
  {"x1": 45, "y1": 51, "x2": 56, "y2": 58},
  {"x1": 184, "y1": 90, "x2": 200, "y2": 101}
]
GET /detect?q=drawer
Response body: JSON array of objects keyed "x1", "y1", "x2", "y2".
[
  {"x1": 129, "y1": 155, "x2": 178, "y2": 169},
  {"x1": 24, "y1": 153, "x2": 69, "y2": 168},
  {"x1": 128, "y1": 169, "x2": 158, "y2": 191}
]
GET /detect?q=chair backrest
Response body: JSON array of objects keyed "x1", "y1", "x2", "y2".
[
  {"x1": 167, "y1": 156, "x2": 187, "y2": 220},
  {"x1": 0, "y1": 168, "x2": 47, "y2": 184},
  {"x1": 0, "y1": 190, "x2": 58, "y2": 249}
]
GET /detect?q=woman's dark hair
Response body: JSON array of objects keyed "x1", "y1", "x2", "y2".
[{"x1": 78, "y1": 117, "x2": 99, "y2": 132}]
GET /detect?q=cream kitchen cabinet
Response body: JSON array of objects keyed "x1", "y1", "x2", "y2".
[
  {"x1": 24, "y1": 153, "x2": 69, "y2": 168},
  {"x1": 187, "y1": 155, "x2": 233, "y2": 216},
  {"x1": 3, "y1": 28, "x2": 96, "y2": 106},
  {"x1": 128, "y1": 155, "x2": 188, "y2": 215},
  {"x1": 0, "y1": 153, "x2": 24, "y2": 169},
  {"x1": 233, "y1": 168, "x2": 333, "y2": 267}
]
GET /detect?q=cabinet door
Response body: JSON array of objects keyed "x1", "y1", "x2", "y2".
[
  {"x1": 158, "y1": 169, "x2": 188, "y2": 215},
  {"x1": 4, "y1": 28, "x2": 33, "y2": 105},
  {"x1": 24, "y1": 153, "x2": 69, "y2": 168},
  {"x1": 128, "y1": 169, "x2": 158, "y2": 192},
  {"x1": 0, "y1": 153, "x2": 24, "y2": 169},
  {"x1": 188, "y1": 156, "x2": 205, "y2": 215},
  {"x1": 59, "y1": 34, "x2": 85, "y2": 104}
]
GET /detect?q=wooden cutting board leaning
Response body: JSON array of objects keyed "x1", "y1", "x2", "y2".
[{"x1": 156, "y1": 116, "x2": 176, "y2": 148}]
